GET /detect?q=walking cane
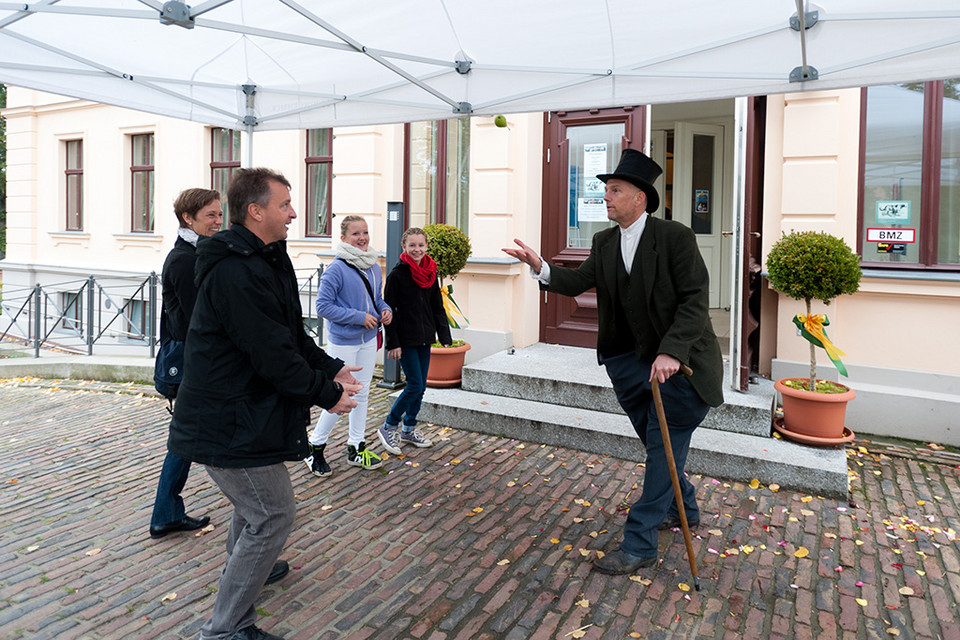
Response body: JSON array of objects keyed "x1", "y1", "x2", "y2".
[{"x1": 651, "y1": 363, "x2": 700, "y2": 591}]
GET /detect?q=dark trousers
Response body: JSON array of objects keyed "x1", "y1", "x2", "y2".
[
  {"x1": 150, "y1": 451, "x2": 191, "y2": 527},
  {"x1": 601, "y1": 352, "x2": 710, "y2": 558},
  {"x1": 387, "y1": 345, "x2": 431, "y2": 429}
]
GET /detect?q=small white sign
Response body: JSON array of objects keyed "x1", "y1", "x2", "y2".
[
  {"x1": 583, "y1": 143, "x2": 607, "y2": 196},
  {"x1": 866, "y1": 227, "x2": 916, "y2": 243},
  {"x1": 876, "y1": 200, "x2": 911, "y2": 223},
  {"x1": 578, "y1": 197, "x2": 607, "y2": 222}
]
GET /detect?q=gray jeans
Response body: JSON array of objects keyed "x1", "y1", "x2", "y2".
[{"x1": 200, "y1": 463, "x2": 296, "y2": 640}]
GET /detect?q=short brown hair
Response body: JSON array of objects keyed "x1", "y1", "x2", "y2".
[
  {"x1": 227, "y1": 168, "x2": 291, "y2": 226},
  {"x1": 173, "y1": 188, "x2": 221, "y2": 228},
  {"x1": 340, "y1": 215, "x2": 366, "y2": 237},
  {"x1": 401, "y1": 227, "x2": 427, "y2": 247}
]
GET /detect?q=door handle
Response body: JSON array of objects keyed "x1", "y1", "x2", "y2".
[{"x1": 721, "y1": 231, "x2": 761, "y2": 238}]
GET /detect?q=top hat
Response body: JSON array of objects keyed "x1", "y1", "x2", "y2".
[{"x1": 597, "y1": 149, "x2": 662, "y2": 213}]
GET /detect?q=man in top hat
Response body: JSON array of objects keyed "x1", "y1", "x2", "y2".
[{"x1": 504, "y1": 148, "x2": 723, "y2": 574}]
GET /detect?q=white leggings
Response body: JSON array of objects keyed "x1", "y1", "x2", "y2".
[{"x1": 308, "y1": 337, "x2": 377, "y2": 448}]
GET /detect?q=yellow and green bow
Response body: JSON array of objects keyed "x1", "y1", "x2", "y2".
[
  {"x1": 792, "y1": 314, "x2": 848, "y2": 377},
  {"x1": 441, "y1": 284, "x2": 469, "y2": 329}
]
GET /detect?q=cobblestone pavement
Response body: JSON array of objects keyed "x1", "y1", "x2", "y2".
[{"x1": 2, "y1": 376, "x2": 960, "y2": 640}]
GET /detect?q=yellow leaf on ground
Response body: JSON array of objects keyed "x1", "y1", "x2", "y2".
[
  {"x1": 85, "y1": 548, "x2": 101, "y2": 556},
  {"x1": 589, "y1": 531, "x2": 599, "y2": 538},
  {"x1": 855, "y1": 540, "x2": 865, "y2": 546},
  {"x1": 917, "y1": 500, "x2": 925, "y2": 506},
  {"x1": 451, "y1": 459, "x2": 461, "y2": 464},
  {"x1": 321, "y1": 505, "x2": 333, "y2": 511},
  {"x1": 550, "y1": 538, "x2": 560, "y2": 544},
  {"x1": 801, "y1": 509, "x2": 815, "y2": 516},
  {"x1": 899, "y1": 587, "x2": 915, "y2": 596},
  {"x1": 794, "y1": 547, "x2": 810, "y2": 558},
  {"x1": 749, "y1": 479, "x2": 760, "y2": 489},
  {"x1": 576, "y1": 598, "x2": 590, "y2": 608},
  {"x1": 886, "y1": 629, "x2": 900, "y2": 636},
  {"x1": 161, "y1": 592, "x2": 177, "y2": 602},
  {"x1": 630, "y1": 634, "x2": 643, "y2": 638},
  {"x1": 801, "y1": 496, "x2": 814, "y2": 503},
  {"x1": 579, "y1": 549, "x2": 591, "y2": 557},
  {"x1": 742, "y1": 545, "x2": 754, "y2": 554},
  {"x1": 856, "y1": 598, "x2": 868, "y2": 606},
  {"x1": 596, "y1": 551, "x2": 605, "y2": 559},
  {"x1": 195, "y1": 524, "x2": 215, "y2": 536},
  {"x1": 769, "y1": 483, "x2": 780, "y2": 492},
  {"x1": 708, "y1": 529, "x2": 723, "y2": 536},
  {"x1": 678, "y1": 583, "x2": 691, "y2": 591},
  {"x1": 629, "y1": 576, "x2": 652, "y2": 585},
  {"x1": 858, "y1": 446, "x2": 869, "y2": 454},
  {"x1": 497, "y1": 559, "x2": 510, "y2": 566},
  {"x1": 573, "y1": 517, "x2": 584, "y2": 523},
  {"x1": 26, "y1": 545, "x2": 39, "y2": 552},
  {"x1": 564, "y1": 544, "x2": 573, "y2": 551},
  {"x1": 473, "y1": 507, "x2": 484, "y2": 513}
]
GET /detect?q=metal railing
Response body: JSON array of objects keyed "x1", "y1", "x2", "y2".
[{"x1": 1, "y1": 265, "x2": 325, "y2": 358}]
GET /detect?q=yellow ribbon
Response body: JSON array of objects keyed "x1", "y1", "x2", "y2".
[
  {"x1": 440, "y1": 284, "x2": 469, "y2": 329},
  {"x1": 797, "y1": 314, "x2": 846, "y2": 363}
]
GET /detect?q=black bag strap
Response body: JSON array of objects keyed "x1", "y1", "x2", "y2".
[{"x1": 341, "y1": 260, "x2": 379, "y2": 310}]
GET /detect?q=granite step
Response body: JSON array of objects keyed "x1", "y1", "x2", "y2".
[{"x1": 461, "y1": 343, "x2": 775, "y2": 438}]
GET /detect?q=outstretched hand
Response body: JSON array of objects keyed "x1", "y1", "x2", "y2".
[
  {"x1": 502, "y1": 239, "x2": 542, "y2": 274},
  {"x1": 335, "y1": 365, "x2": 363, "y2": 388}
]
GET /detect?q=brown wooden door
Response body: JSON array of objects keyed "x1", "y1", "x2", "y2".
[{"x1": 540, "y1": 106, "x2": 647, "y2": 346}]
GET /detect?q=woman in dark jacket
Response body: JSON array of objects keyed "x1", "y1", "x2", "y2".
[
  {"x1": 377, "y1": 227, "x2": 451, "y2": 456},
  {"x1": 149, "y1": 188, "x2": 221, "y2": 539}
]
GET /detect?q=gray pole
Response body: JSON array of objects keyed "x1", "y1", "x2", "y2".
[
  {"x1": 377, "y1": 201, "x2": 405, "y2": 389},
  {"x1": 86, "y1": 275, "x2": 95, "y2": 355},
  {"x1": 33, "y1": 284, "x2": 41, "y2": 358}
]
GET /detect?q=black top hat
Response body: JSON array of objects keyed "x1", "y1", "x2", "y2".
[{"x1": 597, "y1": 149, "x2": 662, "y2": 213}]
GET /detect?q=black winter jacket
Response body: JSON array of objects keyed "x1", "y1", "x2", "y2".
[
  {"x1": 168, "y1": 224, "x2": 345, "y2": 468},
  {"x1": 160, "y1": 236, "x2": 198, "y2": 342},
  {"x1": 383, "y1": 261, "x2": 452, "y2": 350}
]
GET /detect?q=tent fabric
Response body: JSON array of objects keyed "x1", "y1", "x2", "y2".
[{"x1": 2, "y1": 1, "x2": 960, "y2": 130}]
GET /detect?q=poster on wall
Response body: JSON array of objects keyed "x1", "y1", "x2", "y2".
[
  {"x1": 582, "y1": 143, "x2": 606, "y2": 197},
  {"x1": 578, "y1": 197, "x2": 607, "y2": 222}
]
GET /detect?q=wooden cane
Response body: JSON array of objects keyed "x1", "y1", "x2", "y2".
[{"x1": 651, "y1": 363, "x2": 700, "y2": 591}]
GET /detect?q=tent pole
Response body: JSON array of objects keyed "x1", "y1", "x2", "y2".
[
  {"x1": 729, "y1": 97, "x2": 748, "y2": 390},
  {"x1": 242, "y1": 84, "x2": 257, "y2": 168}
]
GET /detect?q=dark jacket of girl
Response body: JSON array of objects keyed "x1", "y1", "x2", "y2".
[{"x1": 383, "y1": 260, "x2": 452, "y2": 351}]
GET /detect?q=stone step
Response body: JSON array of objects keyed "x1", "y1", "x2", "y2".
[
  {"x1": 462, "y1": 343, "x2": 775, "y2": 438},
  {"x1": 416, "y1": 387, "x2": 849, "y2": 498}
]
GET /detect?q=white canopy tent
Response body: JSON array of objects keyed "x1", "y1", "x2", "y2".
[
  {"x1": 2, "y1": 0, "x2": 960, "y2": 132},
  {"x1": 3, "y1": 0, "x2": 960, "y2": 388}
]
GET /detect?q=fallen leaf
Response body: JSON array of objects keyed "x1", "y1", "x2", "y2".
[
  {"x1": 629, "y1": 576, "x2": 652, "y2": 585},
  {"x1": 564, "y1": 544, "x2": 573, "y2": 551},
  {"x1": 497, "y1": 559, "x2": 510, "y2": 566},
  {"x1": 899, "y1": 587, "x2": 914, "y2": 596},
  {"x1": 794, "y1": 547, "x2": 810, "y2": 558},
  {"x1": 708, "y1": 529, "x2": 723, "y2": 536},
  {"x1": 856, "y1": 598, "x2": 868, "y2": 606},
  {"x1": 573, "y1": 517, "x2": 585, "y2": 523},
  {"x1": 749, "y1": 478, "x2": 760, "y2": 489},
  {"x1": 321, "y1": 505, "x2": 333, "y2": 511},
  {"x1": 195, "y1": 524, "x2": 215, "y2": 536},
  {"x1": 769, "y1": 483, "x2": 780, "y2": 492},
  {"x1": 678, "y1": 583, "x2": 691, "y2": 591},
  {"x1": 886, "y1": 629, "x2": 900, "y2": 636},
  {"x1": 579, "y1": 549, "x2": 591, "y2": 557},
  {"x1": 161, "y1": 592, "x2": 177, "y2": 602},
  {"x1": 86, "y1": 548, "x2": 101, "y2": 556},
  {"x1": 801, "y1": 496, "x2": 814, "y2": 503},
  {"x1": 575, "y1": 598, "x2": 590, "y2": 608},
  {"x1": 550, "y1": 538, "x2": 561, "y2": 544},
  {"x1": 473, "y1": 507, "x2": 484, "y2": 514},
  {"x1": 596, "y1": 551, "x2": 605, "y2": 559},
  {"x1": 26, "y1": 545, "x2": 40, "y2": 553}
]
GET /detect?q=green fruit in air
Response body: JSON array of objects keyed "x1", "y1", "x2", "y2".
[{"x1": 494, "y1": 115, "x2": 507, "y2": 128}]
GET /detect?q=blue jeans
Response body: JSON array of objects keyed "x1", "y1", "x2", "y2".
[
  {"x1": 601, "y1": 352, "x2": 710, "y2": 559},
  {"x1": 387, "y1": 345, "x2": 431, "y2": 430},
  {"x1": 150, "y1": 451, "x2": 191, "y2": 528},
  {"x1": 200, "y1": 463, "x2": 296, "y2": 640}
]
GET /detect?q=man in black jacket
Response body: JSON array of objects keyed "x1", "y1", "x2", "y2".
[
  {"x1": 169, "y1": 168, "x2": 360, "y2": 640},
  {"x1": 504, "y1": 149, "x2": 723, "y2": 576}
]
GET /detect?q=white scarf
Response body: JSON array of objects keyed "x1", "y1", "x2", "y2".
[
  {"x1": 178, "y1": 227, "x2": 201, "y2": 247},
  {"x1": 336, "y1": 242, "x2": 379, "y2": 271}
]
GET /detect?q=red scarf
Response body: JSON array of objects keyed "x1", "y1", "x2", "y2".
[{"x1": 400, "y1": 252, "x2": 437, "y2": 288}]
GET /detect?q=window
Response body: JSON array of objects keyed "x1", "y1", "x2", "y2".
[
  {"x1": 211, "y1": 128, "x2": 241, "y2": 224},
  {"x1": 131, "y1": 133, "x2": 155, "y2": 232},
  {"x1": 61, "y1": 292, "x2": 81, "y2": 332},
  {"x1": 405, "y1": 119, "x2": 470, "y2": 231},
  {"x1": 65, "y1": 140, "x2": 83, "y2": 231},
  {"x1": 124, "y1": 298, "x2": 147, "y2": 340},
  {"x1": 305, "y1": 129, "x2": 333, "y2": 236},
  {"x1": 860, "y1": 79, "x2": 960, "y2": 269}
]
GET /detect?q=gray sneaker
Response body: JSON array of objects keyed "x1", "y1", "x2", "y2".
[
  {"x1": 378, "y1": 424, "x2": 402, "y2": 455},
  {"x1": 400, "y1": 429, "x2": 433, "y2": 448}
]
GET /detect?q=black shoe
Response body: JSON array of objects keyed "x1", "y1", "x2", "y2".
[
  {"x1": 347, "y1": 442, "x2": 382, "y2": 470},
  {"x1": 593, "y1": 549, "x2": 658, "y2": 575},
  {"x1": 305, "y1": 443, "x2": 332, "y2": 477},
  {"x1": 149, "y1": 515, "x2": 211, "y2": 539},
  {"x1": 229, "y1": 625, "x2": 284, "y2": 640},
  {"x1": 658, "y1": 515, "x2": 700, "y2": 531},
  {"x1": 265, "y1": 560, "x2": 289, "y2": 585}
]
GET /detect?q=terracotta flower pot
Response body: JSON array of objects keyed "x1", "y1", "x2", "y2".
[
  {"x1": 426, "y1": 343, "x2": 471, "y2": 388},
  {"x1": 773, "y1": 377, "x2": 856, "y2": 445}
]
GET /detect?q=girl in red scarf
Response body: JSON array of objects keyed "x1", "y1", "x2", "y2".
[{"x1": 379, "y1": 228, "x2": 452, "y2": 454}]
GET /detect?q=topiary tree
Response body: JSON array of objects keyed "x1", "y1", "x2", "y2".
[
  {"x1": 424, "y1": 223, "x2": 471, "y2": 283},
  {"x1": 766, "y1": 231, "x2": 862, "y2": 391}
]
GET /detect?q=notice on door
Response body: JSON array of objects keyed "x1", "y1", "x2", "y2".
[
  {"x1": 578, "y1": 197, "x2": 607, "y2": 222},
  {"x1": 582, "y1": 143, "x2": 607, "y2": 196},
  {"x1": 866, "y1": 227, "x2": 916, "y2": 243}
]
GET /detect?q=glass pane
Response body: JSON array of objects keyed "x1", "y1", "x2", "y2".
[
  {"x1": 307, "y1": 129, "x2": 331, "y2": 156},
  {"x1": 307, "y1": 162, "x2": 330, "y2": 235},
  {"x1": 938, "y1": 78, "x2": 960, "y2": 265},
  {"x1": 409, "y1": 121, "x2": 439, "y2": 228},
  {"x1": 132, "y1": 134, "x2": 153, "y2": 166},
  {"x1": 67, "y1": 174, "x2": 82, "y2": 230},
  {"x1": 862, "y1": 84, "x2": 924, "y2": 264},
  {"x1": 566, "y1": 123, "x2": 624, "y2": 249},
  {"x1": 446, "y1": 118, "x2": 470, "y2": 232},
  {"x1": 66, "y1": 140, "x2": 81, "y2": 170},
  {"x1": 212, "y1": 129, "x2": 239, "y2": 162},
  {"x1": 133, "y1": 171, "x2": 154, "y2": 231},
  {"x1": 690, "y1": 134, "x2": 714, "y2": 235}
]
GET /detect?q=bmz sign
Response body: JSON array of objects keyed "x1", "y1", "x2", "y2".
[{"x1": 866, "y1": 227, "x2": 916, "y2": 243}]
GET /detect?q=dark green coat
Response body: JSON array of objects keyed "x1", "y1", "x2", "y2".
[{"x1": 545, "y1": 217, "x2": 724, "y2": 408}]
